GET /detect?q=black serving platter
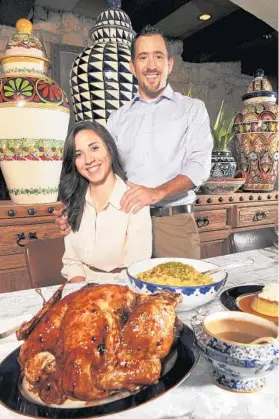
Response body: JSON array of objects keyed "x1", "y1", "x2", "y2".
[
  {"x1": 220, "y1": 285, "x2": 263, "y2": 311},
  {"x1": 0, "y1": 325, "x2": 199, "y2": 419}
]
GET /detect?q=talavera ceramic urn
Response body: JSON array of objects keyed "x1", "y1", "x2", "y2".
[
  {"x1": 70, "y1": 0, "x2": 137, "y2": 127},
  {"x1": 234, "y1": 69, "x2": 278, "y2": 192},
  {"x1": 0, "y1": 19, "x2": 70, "y2": 204}
]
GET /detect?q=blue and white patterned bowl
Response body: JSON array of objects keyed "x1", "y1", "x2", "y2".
[
  {"x1": 127, "y1": 258, "x2": 227, "y2": 312},
  {"x1": 192, "y1": 311, "x2": 279, "y2": 393}
]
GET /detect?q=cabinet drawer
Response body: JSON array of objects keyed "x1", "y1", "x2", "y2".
[
  {"x1": 195, "y1": 209, "x2": 227, "y2": 230},
  {"x1": 0, "y1": 202, "x2": 63, "y2": 220},
  {"x1": 237, "y1": 205, "x2": 278, "y2": 227},
  {"x1": 0, "y1": 253, "x2": 25, "y2": 270},
  {"x1": 0, "y1": 223, "x2": 61, "y2": 255}
]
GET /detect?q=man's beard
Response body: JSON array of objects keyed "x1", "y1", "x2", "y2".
[{"x1": 142, "y1": 77, "x2": 162, "y2": 98}]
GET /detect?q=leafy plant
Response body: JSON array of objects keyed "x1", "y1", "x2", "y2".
[
  {"x1": 211, "y1": 101, "x2": 235, "y2": 151},
  {"x1": 184, "y1": 86, "x2": 193, "y2": 98}
]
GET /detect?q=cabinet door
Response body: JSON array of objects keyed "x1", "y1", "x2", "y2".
[{"x1": 0, "y1": 268, "x2": 30, "y2": 293}]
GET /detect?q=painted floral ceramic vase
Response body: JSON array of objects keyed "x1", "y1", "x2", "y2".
[
  {"x1": 70, "y1": 0, "x2": 137, "y2": 127},
  {"x1": 0, "y1": 18, "x2": 69, "y2": 204},
  {"x1": 234, "y1": 69, "x2": 278, "y2": 192}
]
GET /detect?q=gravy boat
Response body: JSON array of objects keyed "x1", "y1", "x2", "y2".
[{"x1": 191, "y1": 311, "x2": 279, "y2": 393}]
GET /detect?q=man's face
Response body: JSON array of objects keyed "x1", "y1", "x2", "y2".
[{"x1": 130, "y1": 34, "x2": 174, "y2": 100}]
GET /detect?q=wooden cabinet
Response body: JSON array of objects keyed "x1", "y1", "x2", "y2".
[
  {"x1": 0, "y1": 192, "x2": 278, "y2": 292},
  {"x1": 194, "y1": 191, "x2": 278, "y2": 258},
  {"x1": 0, "y1": 201, "x2": 63, "y2": 293}
]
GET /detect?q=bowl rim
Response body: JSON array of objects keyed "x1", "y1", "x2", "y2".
[
  {"x1": 204, "y1": 178, "x2": 245, "y2": 184},
  {"x1": 127, "y1": 258, "x2": 227, "y2": 290},
  {"x1": 203, "y1": 311, "x2": 279, "y2": 347}
]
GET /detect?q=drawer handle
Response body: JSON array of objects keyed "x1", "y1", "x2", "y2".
[
  {"x1": 28, "y1": 208, "x2": 36, "y2": 216},
  {"x1": 253, "y1": 212, "x2": 266, "y2": 221},
  {"x1": 8, "y1": 209, "x2": 16, "y2": 217},
  {"x1": 16, "y1": 232, "x2": 26, "y2": 247},
  {"x1": 29, "y1": 232, "x2": 38, "y2": 240},
  {"x1": 48, "y1": 207, "x2": 55, "y2": 214},
  {"x1": 196, "y1": 216, "x2": 209, "y2": 228}
]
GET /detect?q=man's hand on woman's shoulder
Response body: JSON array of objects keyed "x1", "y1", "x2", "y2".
[{"x1": 121, "y1": 181, "x2": 163, "y2": 214}]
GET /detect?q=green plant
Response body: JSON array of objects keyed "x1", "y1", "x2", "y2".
[
  {"x1": 186, "y1": 86, "x2": 192, "y2": 98},
  {"x1": 211, "y1": 101, "x2": 235, "y2": 151},
  {"x1": 183, "y1": 86, "x2": 193, "y2": 98}
]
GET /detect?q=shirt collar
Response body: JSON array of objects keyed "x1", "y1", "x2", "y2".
[
  {"x1": 125, "y1": 83, "x2": 176, "y2": 111},
  {"x1": 85, "y1": 175, "x2": 127, "y2": 211},
  {"x1": 108, "y1": 175, "x2": 127, "y2": 209}
]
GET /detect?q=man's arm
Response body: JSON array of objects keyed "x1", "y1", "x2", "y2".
[
  {"x1": 180, "y1": 100, "x2": 213, "y2": 187},
  {"x1": 121, "y1": 100, "x2": 213, "y2": 213},
  {"x1": 121, "y1": 175, "x2": 193, "y2": 213}
]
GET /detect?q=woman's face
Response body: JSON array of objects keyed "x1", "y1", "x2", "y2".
[{"x1": 74, "y1": 129, "x2": 112, "y2": 185}]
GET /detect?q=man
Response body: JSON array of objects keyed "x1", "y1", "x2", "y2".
[{"x1": 56, "y1": 25, "x2": 213, "y2": 259}]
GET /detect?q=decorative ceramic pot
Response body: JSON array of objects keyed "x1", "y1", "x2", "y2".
[
  {"x1": 0, "y1": 19, "x2": 69, "y2": 204},
  {"x1": 210, "y1": 150, "x2": 237, "y2": 178},
  {"x1": 70, "y1": 0, "x2": 137, "y2": 127},
  {"x1": 192, "y1": 311, "x2": 279, "y2": 393},
  {"x1": 234, "y1": 69, "x2": 278, "y2": 191}
]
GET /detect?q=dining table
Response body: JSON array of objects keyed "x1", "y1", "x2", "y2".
[{"x1": 0, "y1": 247, "x2": 278, "y2": 419}]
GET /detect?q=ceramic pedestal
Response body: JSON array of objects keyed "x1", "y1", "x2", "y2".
[
  {"x1": 234, "y1": 69, "x2": 278, "y2": 192},
  {"x1": 0, "y1": 19, "x2": 69, "y2": 204}
]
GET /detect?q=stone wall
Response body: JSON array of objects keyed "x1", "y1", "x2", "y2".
[
  {"x1": 168, "y1": 40, "x2": 252, "y2": 123},
  {"x1": 30, "y1": 6, "x2": 96, "y2": 50},
  {"x1": 0, "y1": 5, "x2": 254, "y2": 123},
  {"x1": 0, "y1": 6, "x2": 96, "y2": 65}
]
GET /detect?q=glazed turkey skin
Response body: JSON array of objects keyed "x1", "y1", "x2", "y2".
[{"x1": 17, "y1": 283, "x2": 181, "y2": 405}]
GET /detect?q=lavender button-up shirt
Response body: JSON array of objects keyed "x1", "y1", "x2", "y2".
[{"x1": 107, "y1": 84, "x2": 213, "y2": 206}]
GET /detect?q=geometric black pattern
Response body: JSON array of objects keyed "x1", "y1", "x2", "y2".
[{"x1": 70, "y1": 3, "x2": 138, "y2": 127}]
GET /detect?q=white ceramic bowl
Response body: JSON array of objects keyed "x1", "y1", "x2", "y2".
[{"x1": 127, "y1": 258, "x2": 227, "y2": 312}]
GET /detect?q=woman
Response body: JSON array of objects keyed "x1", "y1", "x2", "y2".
[{"x1": 59, "y1": 120, "x2": 152, "y2": 283}]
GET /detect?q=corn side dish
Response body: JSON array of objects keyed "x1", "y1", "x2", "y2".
[{"x1": 136, "y1": 261, "x2": 214, "y2": 287}]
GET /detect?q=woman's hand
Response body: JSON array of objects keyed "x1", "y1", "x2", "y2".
[
  {"x1": 53, "y1": 208, "x2": 71, "y2": 236},
  {"x1": 69, "y1": 276, "x2": 85, "y2": 283}
]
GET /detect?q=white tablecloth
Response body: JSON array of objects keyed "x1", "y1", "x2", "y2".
[{"x1": 0, "y1": 248, "x2": 278, "y2": 419}]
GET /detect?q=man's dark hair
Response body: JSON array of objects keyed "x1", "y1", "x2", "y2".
[
  {"x1": 130, "y1": 25, "x2": 172, "y2": 61},
  {"x1": 58, "y1": 120, "x2": 126, "y2": 232}
]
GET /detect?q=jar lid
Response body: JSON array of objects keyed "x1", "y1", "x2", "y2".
[
  {"x1": 90, "y1": 0, "x2": 135, "y2": 43},
  {"x1": 3, "y1": 18, "x2": 49, "y2": 63},
  {"x1": 242, "y1": 69, "x2": 277, "y2": 103}
]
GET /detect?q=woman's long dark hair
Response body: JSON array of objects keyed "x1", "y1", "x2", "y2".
[{"x1": 58, "y1": 120, "x2": 126, "y2": 232}]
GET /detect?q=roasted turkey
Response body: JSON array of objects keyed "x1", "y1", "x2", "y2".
[{"x1": 17, "y1": 283, "x2": 181, "y2": 405}]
